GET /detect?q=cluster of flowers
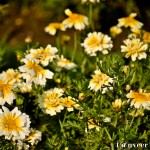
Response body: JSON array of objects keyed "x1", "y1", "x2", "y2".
[
  {"x1": 1, "y1": 2, "x2": 150, "y2": 147},
  {"x1": 45, "y1": 7, "x2": 150, "y2": 131}
]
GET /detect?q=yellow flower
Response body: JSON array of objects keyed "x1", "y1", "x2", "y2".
[
  {"x1": 60, "y1": 96, "x2": 79, "y2": 112},
  {"x1": 25, "y1": 45, "x2": 58, "y2": 66},
  {"x1": 117, "y1": 13, "x2": 143, "y2": 29},
  {"x1": 0, "y1": 79, "x2": 15, "y2": 105},
  {"x1": 127, "y1": 90, "x2": 150, "y2": 109},
  {"x1": 26, "y1": 128, "x2": 42, "y2": 145},
  {"x1": 112, "y1": 99, "x2": 124, "y2": 110},
  {"x1": 129, "y1": 109, "x2": 144, "y2": 117},
  {"x1": 121, "y1": 37, "x2": 148, "y2": 61},
  {"x1": 62, "y1": 9, "x2": 88, "y2": 30},
  {"x1": 81, "y1": 32, "x2": 113, "y2": 56},
  {"x1": 44, "y1": 22, "x2": 66, "y2": 35},
  {"x1": 0, "y1": 106, "x2": 30, "y2": 140},
  {"x1": 88, "y1": 70, "x2": 113, "y2": 93},
  {"x1": 38, "y1": 88, "x2": 64, "y2": 116},
  {"x1": 110, "y1": 25, "x2": 122, "y2": 37},
  {"x1": 16, "y1": 82, "x2": 32, "y2": 93},
  {"x1": 19, "y1": 60, "x2": 54, "y2": 86},
  {"x1": 56, "y1": 55, "x2": 77, "y2": 70}
]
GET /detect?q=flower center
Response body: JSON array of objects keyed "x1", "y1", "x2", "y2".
[
  {"x1": 132, "y1": 92, "x2": 150, "y2": 102},
  {"x1": 2, "y1": 114, "x2": 20, "y2": 132}
]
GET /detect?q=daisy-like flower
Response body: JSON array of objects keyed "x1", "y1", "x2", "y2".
[
  {"x1": 44, "y1": 22, "x2": 66, "y2": 36},
  {"x1": 0, "y1": 79, "x2": 15, "y2": 105},
  {"x1": 56, "y1": 55, "x2": 77, "y2": 70},
  {"x1": 0, "y1": 106, "x2": 30, "y2": 140},
  {"x1": 38, "y1": 88, "x2": 64, "y2": 116},
  {"x1": 24, "y1": 44, "x2": 58, "y2": 66},
  {"x1": 0, "y1": 69, "x2": 22, "y2": 85},
  {"x1": 117, "y1": 13, "x2": 143, "y2": 29},
  {"x1": 121, "y1": 37, "x2": 148, "y2": 61},
  {"x1": 88, "y1": 70, "x2": 113, "y2": 93},
  {"x1": 60, "y1": 96, "x2": 79, "y2": 112},
  {"x1": 112, "y1": 99, "x2": 124, "y2": 110},
  {"x1": 82, "y1": 0, "x2": 100, "y2": 3},
  {"x1": 127, "y1": 90, "x2": 150, "y2": 109},
  {"x1": 26, "y1": 128, "x2": 42, "y2": 145},
  {"x1": 19, "y1": 60, "x2": 54, "y2": 86},
  {"x1": 81, "y1": 32, "x2": 113, "y2": 56},
  {"x1": 110, "y1": 25, "x2": 122, "y2": 37},
  {"x1": 62, "y1": 9, "x2": 88, "y2": 30}
]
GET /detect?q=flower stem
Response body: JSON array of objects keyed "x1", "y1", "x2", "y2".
[
  {"x1": 105, "y1": 128, "x2": 114, "y2": 150},
  {"x1": 89, "y1": 3, "x2": 93, "y2": 29},
  {"x1": 71, "y1": 31, "x2": 77, "y2": 61}
]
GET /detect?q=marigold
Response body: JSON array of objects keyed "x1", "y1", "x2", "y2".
[
  {"x1": 0, "y1": 106, "x2": 30, "y2": 140},
  {"x1": 44, "y1": 22, "x2": 66, "y2": 35},
  {"x1": 62, "y1": 9, "x2": 88, "y2": 30},
  {"x1": 81, "y1": 32, "x2": 113, "y2": 56},
  {"x1": 121, "y1": 37, "x2": 148, "y2": 61},
  {"x1": 38, "y1": 88, "x2": 64, "y2": 116},
  {"x1": 127, "y1": 90, "x2": 150, "y2": 109},
  {"x1": 88, "y1": 70, "x2": 113, "y2": 93},
  {"x1": 117, "y1": 13, "x2": 143, "y2": 29}
]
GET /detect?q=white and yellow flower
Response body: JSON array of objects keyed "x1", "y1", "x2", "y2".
[
  {"x1": 87, "y1": 118, "x2": 100, "y2": 131},
  {"x1": 26, "y1": 128, "x2": 42, "y2": 145},
  {"x1": 19, "y1": 60, "x2": 54, "y2": 86},
  {"x1": 56, "y1": 55, "x2": 77, "y2": 70},
  {"x1": 60, "y1": 96, "x2": 79, "y2": 112},
  {"x1": 38, "y1": 88, "x2": 64, "y2": 116},
  {"x1": 0, "y1": 106, "x2": 30, "y2": 140},
  {"x1": 0, "y1": 79, "x2": 15, "y2": 105},
  {"x1": 117, "y1": 13, "x2": 143, "y2": 29},
  {"x1": 127, "y1": 90, "x2": 150, "y2": 109},
  {"x1": 62, "y1": 9, "x2": 88, "y2": 30},
  {"x1": 24, "y1": 45, "x2": 58, "y2": 66},
  {"x1": 44, "y1": 22, "x2": 66, "y2": 35},
  {"x1": 81, "y1": 32, "x2": 113, "y2": 56},
  {"x1": 121, "y1": 37, "x2": 148, "y2": 61},
  {"x1": 0, "y1": 69, "x2": 22, "y2": 85},
  {"x1": 88, "y1": 69, "x2": 113, "y2": 93}
]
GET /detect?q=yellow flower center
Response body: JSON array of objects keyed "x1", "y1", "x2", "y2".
[
  {"x1": 0, "y1": 80, "x2": 12, "y2": 98},
  {"x1": 131, "y1": 92, "x2": 150, "y2": 102},
  {"x1": 87, "y1": 36, "x2": 100, "y2": 47},
  {"x1": 61, "y1": 97, "x2": 75, "y2": 107},
  {"x1": 44, "y1": 93, "x2": 60, "y2": 108},
  {"x1": 26, "y1": 61, "x2": 44, "y2": 75},
  {"x1": 69, "y1": 14, "x2": 84, "y2": 23},
  {"x1": 1, "y1": 114, "x2": 21, "y2": 132}
]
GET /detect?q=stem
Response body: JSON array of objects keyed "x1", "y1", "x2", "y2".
[
  {"x1": 89, "y1": 3, "x2": 93, "y2": 29},
  {"x1": 105, "y1": 128, "x2": 114, "y2": 150},
  {"x1": 81, "y1": 57, "x2": 87, "y2": 73},
  {"x1": 71, "y1": 31, "x2": 77, "y2": 61},
  {"x1": 56, "y1": 32, "x2": 61, "y2": 55}
]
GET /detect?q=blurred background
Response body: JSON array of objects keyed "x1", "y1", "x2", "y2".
[{"x1": 0, "y1": 0, "x2": 150, "y2": 70}]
